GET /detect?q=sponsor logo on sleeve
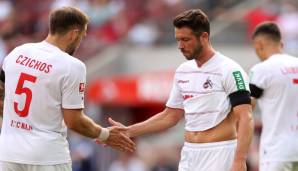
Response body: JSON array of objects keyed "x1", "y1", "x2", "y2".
[
  {"x1": 232, "y1": 71, "x2": 246, "y2": 90},
  {"x1": 79, "y1": 83, "x2": 85, "y2": 93}
]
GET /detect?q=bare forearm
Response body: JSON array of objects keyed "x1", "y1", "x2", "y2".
[
  {"x1": 68, "y1": 113, "x2": 101, "y2": 139},
  {"x1": 129, "y1": 109, "x2": 182, "y2": 137},
  {"x1": 235, "y1": 113, "x2": 254, "y2": 161}
]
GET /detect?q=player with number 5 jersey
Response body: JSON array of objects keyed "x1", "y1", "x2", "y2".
[
  {"x1": 1, "y1": 41, "x2": 89, "y2": 164},
  {"x1": 0, "y1": 7, "x2": 135, "y2": 171}
]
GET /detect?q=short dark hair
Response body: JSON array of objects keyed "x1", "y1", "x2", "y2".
[
  {"x1": 252, "y1": 22, "x2": 281, "y2": 42},
  {"x1": 49, "y1": 7, "x2": 89, "y2": 35},
  {"x1": 173, "y1": 9, "x2": 210, "y2": 37}
]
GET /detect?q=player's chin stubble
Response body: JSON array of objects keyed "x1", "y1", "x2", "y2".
[{"x1": 184, "y1": 44, "x2": 203, "y2": 61}]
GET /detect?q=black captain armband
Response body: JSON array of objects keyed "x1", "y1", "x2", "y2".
[
  {"x1": 249, "y1": 84, "x2": 263, "y2": 98},
  {"x1": 0, "y1": 69, "x2": 4, "y2": 83},
  {"x1": 229, "y1": 90, "x2": 251, "y2": 107}
]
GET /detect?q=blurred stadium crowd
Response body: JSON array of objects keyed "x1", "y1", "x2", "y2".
[{"x1": 0, "y1": 0, "x2": 298, "y2": 171}]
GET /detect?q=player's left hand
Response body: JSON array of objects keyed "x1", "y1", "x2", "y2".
[
  {"x1": 94, "y1": 126, "x2": 135, "y2": 152},
  {"x1": 230, "y1": 160, "x2": 247, "y2": 171}
]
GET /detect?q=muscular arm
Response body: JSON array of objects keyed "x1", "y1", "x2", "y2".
[
  {"x1": 63, "y1": 108, "x2": 136, "y2": 152},
  {"x1": 232, "y1": 104, "x2": 254, "y2": 162},
  {"x1": 63, "y1": 108, "x2": 101, "y2": 138},
  {"x1": 127, "y1": 107, "x2": 184, "y2": 137}
]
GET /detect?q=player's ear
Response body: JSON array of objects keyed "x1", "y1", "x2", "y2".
[
  {"x1": 200, "y1": 32, "x2": 209, "y2": 42},
  {"x1": 67, "y1": 29, "x2": 80, "y2": 42}
]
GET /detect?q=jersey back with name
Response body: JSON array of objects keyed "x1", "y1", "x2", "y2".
[
  {"x1": 250, "y1": 54, "x2": 298, "y2": 162},
  {"x1": 0, "y1": 41, "x2": 85, "y2": 165}
]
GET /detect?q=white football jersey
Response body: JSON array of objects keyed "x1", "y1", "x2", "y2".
[
  {"x1": 166, "y1": 52, "x2": 250, "y2": 131},
  {"x1": 0, "y1": 41, "x2": 85, "y2": 165},
  {"x1": 250, "y1": 54, "x2": 298, "y2": 163}
]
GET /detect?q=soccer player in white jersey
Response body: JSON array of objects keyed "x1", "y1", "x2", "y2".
[
  {"x1": 0, "y1": 7, "x2": 135, "y2": 171},
  {"x1": 108, "y1": 9, "x2": 254, "y2": 171},
  {"x1": 250, "y1": 22, "x2": 298, "y2": 171}
]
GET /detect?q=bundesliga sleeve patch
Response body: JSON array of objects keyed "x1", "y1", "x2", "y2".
[
  {"x1": 232, "y1": 71, "x2": 246, "y2": 90},
  {"x1": 79, "y1": 83, "x2": 85, "y2": 93}
]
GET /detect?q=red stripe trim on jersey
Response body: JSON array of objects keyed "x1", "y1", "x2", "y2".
[
  {"x1": 176, "y1": 71, "x2": 223, "y2": 76},
  {"x1": 180, "y1": 90, "x2": 225, "y2": 94},
  {"x1": 293, "y1": 79, "x2": 298, "y2": 84}
]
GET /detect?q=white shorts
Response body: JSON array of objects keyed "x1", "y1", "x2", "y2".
[
  {"x1": 178, "y1": 139, "x2": 237, "y2": 171},
  {"x1": 260, "y1": 161, "x2": 298, "y2": 171},
  {"x1": 0, "y1": 161, "x2": 72, "y2": 171}
]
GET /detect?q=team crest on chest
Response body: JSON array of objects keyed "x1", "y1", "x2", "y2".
[{"x1": 203, "y1": 77, "x2": 213, "y2": 89}]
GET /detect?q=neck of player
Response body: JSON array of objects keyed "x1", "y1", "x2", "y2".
[
  {"x1": 195, "y1": 45, "x2": 216, "y2": 67},
  {"x1": 45, "y1": 34, "x2": 69, "y2": 53}
]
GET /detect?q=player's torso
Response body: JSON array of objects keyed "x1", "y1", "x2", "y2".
[
  {"x1": 0, "y1": 42, "x2": 72, "y2": 164},
  {"x1": 3, "y1": 43, "x2": 67, "y2": 134},
  {"x1": 259, "y1": 55, "x2": 298, "y2": 133},
  {"x1": 176, "y1": 65, "x2": 228, "y2": 113},
  {"x1": 176, "y1": 55, "x2": 231, "y2": 131},
  {"x1": 258, "y1": 55, "x2": 298, "y2": 162}
]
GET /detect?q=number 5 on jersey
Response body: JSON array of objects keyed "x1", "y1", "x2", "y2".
[{"x1": 14, "y1": 72, "x2": 37, "y2": 117}]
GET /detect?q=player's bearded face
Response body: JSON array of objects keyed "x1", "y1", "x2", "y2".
[
  {"x1": 188, "y1": 38, "x2": 203, "y2": 60},
  {"x1": 180, "y1": 37, "x2": 203, "y2": 61},
  {"x1": 175, "y1": 27, "x2": 203, "y2": 60}
]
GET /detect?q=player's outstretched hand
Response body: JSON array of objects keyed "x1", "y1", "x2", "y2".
[
  {"x1": 102, "y1": 126, "x2": 135, "y2": 153},
  {"x1": 108, "y1": 117, "x2": 126, "y2": 127},
  {"x1": 108, "y1": 117, "x2": 131, "y2": 137}
]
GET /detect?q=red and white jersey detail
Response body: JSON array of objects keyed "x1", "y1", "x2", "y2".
[
  {"x1": 250, "y1": 54, "x2": 298, "y2": 163},
  {"x1": 0, "y1": 41, "x2": 85, "y2": 165},
  {"x1": 166, "y1": 52, "x2": 250, "y2": 131}
]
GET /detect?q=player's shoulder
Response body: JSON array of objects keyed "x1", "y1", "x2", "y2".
[
  {"x1": 175, "y1": 60, "x2": 196, "y2": 72},
  {"x1": 64, "y1": 54, "x2": 86, "y2": 72},
  {"x1": 284, "y1": 54, "x2": 298, "y2": 64},
  {"x1": 216, "y1": 52, "x2": 245, "y2": 73},
  {"x1": 250, "y1": 62, "x2": 266, "y2": 73},
  {"x1": 18, "y1": 42, "x2": 37, "y2": 48},
  {"x1": 12, "y1": 42, "x2": 38, "y2": 52},
  {"x1": 219, "y1": 53, "x2": 240, "y2": 67},
  {"x1": 251, "y1": 54, "x2": 285, "y2": 72},
  {"x1": 4, "y1": 43, "x2": 38, "y2": 61}
]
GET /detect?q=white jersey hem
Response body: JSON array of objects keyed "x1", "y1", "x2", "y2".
[
  {"x1": 260, "y1": 158, "x2": 298, "y2": 164},
  {"x1": 0, "y1": 158, "x2": 72, "y2": 165},
  {"x1": 165, "y1": 104, "x2": 184, "y2": 110},
  {"x1": 62, "y1": 104, "x2": 84, "y2": 109}
]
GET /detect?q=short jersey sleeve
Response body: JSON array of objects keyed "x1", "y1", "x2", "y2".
[
  {"x1": 223, "y1": 65, "x2": 250, "y2": 95},
  {"x1": 166, "y1": 73, "x2": 184, "y2": 109},
  {"x1": 61, "y1": 60, "x2": 86, "y2": 109},
  {"x1": 249, "y1": 64, "x2": 268, "y2": 89},
  {"x1": 223, "y1": 64, "x2": 251, "y2": 107}
]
